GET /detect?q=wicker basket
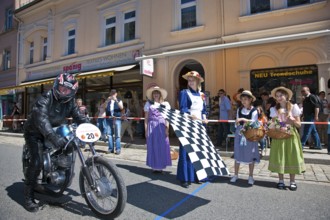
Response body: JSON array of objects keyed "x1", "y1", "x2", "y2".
[
  {"x1": 170, "y1": 149, "x2": 179, "y2": 160},
  {"x1": 243, "y1": 128, "x2": 265, "y2": 142},
  {"x1": 266, "y1": 129, "x2": 292, "y2": 139}
]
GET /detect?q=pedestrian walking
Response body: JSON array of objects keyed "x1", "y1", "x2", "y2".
[
  {"x1": 230, "y1": 90, "x2": 260, "y2": 186},
  {"x1": 144, "y1": 86, "x2": 172, "y2": 173},
  {"x1": 96, "y1": 97, "x2": 107, "y2": 141},
  {"x1": 216, "y1": 89, "x2": 231, "y2": 147},
  {"x1": 176, "y1": 71, "x2": 208, "y2": 188},
  {"x1": 11, "y1": 102, "x2": 20, "y2": 132},
  {"x1": 268, "y1": 87, "x2": 305, "y2": 191}
]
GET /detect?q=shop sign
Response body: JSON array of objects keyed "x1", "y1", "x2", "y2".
[
  {"x1": 26, "y1": 49, "x2": 141, "y2": 80},
  {"x1": 141, "y1": 58, "x2": 154, "y2": 77},
  {"x1": 250, "y1": 65, "x2": 318, "y2": 103}
]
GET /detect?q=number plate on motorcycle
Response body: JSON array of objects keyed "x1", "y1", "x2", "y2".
[{"x1": 76, "y1": 123, "x2": 101, "y2": 142}]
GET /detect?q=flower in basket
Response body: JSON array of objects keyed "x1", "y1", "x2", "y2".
[
  {"x1": 266, "y1": 117, "x2": 293, "y2": 139},
  {"x1": 267, "y1": 117, "x2": 291, "y2": 134},
  {"x1": 240, "y1": 121, "x2": 265, "y2": 142}
]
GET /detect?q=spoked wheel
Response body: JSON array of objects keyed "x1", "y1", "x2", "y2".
[{"x1": 79, "y1": 156, "x2": 127, "y2": 219}]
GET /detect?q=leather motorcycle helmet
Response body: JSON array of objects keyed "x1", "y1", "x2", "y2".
[{"x1": 53, "y1": 72, "x2": 78, "y2": 103}]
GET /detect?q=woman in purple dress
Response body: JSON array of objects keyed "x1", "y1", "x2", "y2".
[{"x1": 144, "y1": 86, "x2": 172, "y2": 173}]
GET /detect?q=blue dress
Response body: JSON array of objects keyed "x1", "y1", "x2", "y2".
[
  {"x1": 176, "y1": 88, "x2": 207, "y2": 183},
  {"x1": 234, "y1": 107, "x2": 260, "y2": 164}
]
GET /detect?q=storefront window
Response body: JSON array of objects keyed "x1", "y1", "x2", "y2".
[{"x1": 250, "y1": 65, "x2": 318, "y2": 104}]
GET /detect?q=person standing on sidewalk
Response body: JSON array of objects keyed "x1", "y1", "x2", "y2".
[
  {"x1": 96, "y1": 97, "x2": 107, "y2": 141},
  {"x1": 216, "y1": 89, "x2": 231, "y2": 148},
  {"x1": 300, "y1": 86, "x2": 322, "y2": 149},
  {"x1": 230, "y1": 90, "x2": 260, "y2": 186},
  {"x1": 144, "y1": 86, "x2": 172, "y2": 173},
  {"x1": 268, "y1": 87, "x2": 305, "y2": 191},
  {"x1": 317, "y1": 91, "x2": 328, "y2": 146},
  {"x1": 106, "y1": 89, "x2": 124, "y2": 155},
  {"x1": 176, "y1": 71, "x2": 208, "y2": 188},
  {"x1": 121, "y1": 102, "x2": 134, "y2": 143}
]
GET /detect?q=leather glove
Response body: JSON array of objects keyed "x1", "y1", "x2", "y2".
[{"x1": 47, "y1": 133, "x2": 67, "y2": 150}]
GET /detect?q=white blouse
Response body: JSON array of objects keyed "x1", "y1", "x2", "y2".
[
  {"x1": 144, "y1": 101, "x2": 170, "y2": 112},
  {"x1": 270, "y1": 104, "x2": 301, "y2": 119}
]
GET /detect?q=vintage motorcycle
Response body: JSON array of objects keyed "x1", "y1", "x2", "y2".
[{"x1": 22, "y1": 123, "x2": 127, "y2": 218}]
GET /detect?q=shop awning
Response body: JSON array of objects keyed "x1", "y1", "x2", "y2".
[
  {"x1": 0, "y1": 64, "x2": 136, "y2": 95},
  {"x1": 135, "y1": 29, "x2": 330, "y2": 60}
]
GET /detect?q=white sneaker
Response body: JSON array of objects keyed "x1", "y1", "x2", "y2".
[
  {"x1": 248, "y1": 176, "x2": 254, "y2": 185},
  {"x1": 230, "y1": 175, "x2": 238, "y2": 183}
]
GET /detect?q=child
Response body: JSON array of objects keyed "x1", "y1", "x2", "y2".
[
  {"x1": 230, "y1": 90, "x2": 260, "y2": 185},
  {"x1": 268, "y1": 87, "x2": 305, "y2": 191},
  {"x1": 256, "y1": 105, "x2": 268, "y2": 156}
]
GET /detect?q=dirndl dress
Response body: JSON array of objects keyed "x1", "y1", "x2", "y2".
[{"x1": 268, "y1": 127, "x2": 305, "y2": 174}]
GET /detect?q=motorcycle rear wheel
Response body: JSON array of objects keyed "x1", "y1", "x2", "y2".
[{"x1": 79, "y1": 156, "x2": 127, "y2": 219}]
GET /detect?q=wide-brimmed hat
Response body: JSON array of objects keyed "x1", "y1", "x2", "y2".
[
  {"x1": 146, "y1": 86, "x2": 167, "y2": 100},
  {"x1": 239, "y1": 90, "x2": 256, "y2": 102},
  {"x1": 182, "y1": 71, "x2": 204, "y2": 83},
  {"x1": 271, "y1": 86, "x2": 293, "y2": 100}
]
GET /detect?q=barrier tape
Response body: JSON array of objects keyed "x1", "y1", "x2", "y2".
[{"x1": 1, "y1": 117, "x2": 330, "y2": 125}]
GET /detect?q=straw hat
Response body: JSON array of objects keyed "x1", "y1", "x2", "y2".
[
  {"x1": 239, "y1": 90, "x2": 256, "y2": 102},
  {"x1": 270, "y1": 86, "x2": 293, "y2": 100},
  {"x1": 182, "y1": 71, "x2": 204, "y2": 83},
  {"x1": 146, "y1": 86, "x2": 168, "y2": 100}
]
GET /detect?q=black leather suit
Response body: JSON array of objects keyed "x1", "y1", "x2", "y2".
[{"x1": 23, "y1": 90, "x2": 88, "y2": 187}]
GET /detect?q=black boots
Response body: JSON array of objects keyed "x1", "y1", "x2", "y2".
[{"x1": 24, "y1": 184, "x2": 39, "y2": 212}]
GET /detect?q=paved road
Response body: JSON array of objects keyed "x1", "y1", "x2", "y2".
[{"x1": 0, "y1": 136, "x2": 330, "y2": 220}]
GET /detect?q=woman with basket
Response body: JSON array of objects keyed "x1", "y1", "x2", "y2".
[
  {"x1": 268, "y1": 87, "x2": 305, "y2": 191},
  {"x1": 230, "y1": 90, "x2": 261, "y2": 185}
]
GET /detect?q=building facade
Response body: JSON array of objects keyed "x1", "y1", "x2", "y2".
[
  {"x1": 0, "y1": 0, "x2": 329, "y2": 120},
  {"x1": 0, "y1": 0, "x2": 19, "y2": 128}
]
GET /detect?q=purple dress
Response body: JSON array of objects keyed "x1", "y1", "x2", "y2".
[{"x1": 145, "y1": 102, "x2": 172, "y2": 170}]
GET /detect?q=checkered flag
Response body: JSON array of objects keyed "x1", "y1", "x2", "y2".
[{"x1": 158, "y1": 105, "x2": 229, "y2": 180}]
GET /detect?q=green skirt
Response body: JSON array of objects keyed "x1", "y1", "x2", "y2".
[{"x1": 268, "y1": 128, "x2": 305, "y2": 174}]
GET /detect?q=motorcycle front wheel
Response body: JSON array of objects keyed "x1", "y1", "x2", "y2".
[{"x1": 79, "y1": 156, "x2": 127, "y2": 219}]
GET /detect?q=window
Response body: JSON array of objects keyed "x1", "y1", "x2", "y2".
[
  {"x1": 3, "y1": 50, "x2": 11, "y2": 70},
  {"x1": 5, "y1": 8, "x2": 13, "y2": 30},
  {"x1": 287, "y1": 0, "x2": 310, "y2": 7},
  {"x1": 181, "y1": 0, "x2": 196, "y2": 29},
  {"x1": 68, "y1": 29, "x2": 75, "y2": 55},
  {"x1": 105, "y1": 17, "x2": 116, "y2": 45},
  {"x1": 29, "y1": 42, "x2": 34, "y2": 64},
  {"x1": 124, "y1": 11, "x2": 135, "y2": 41},
  {"x1": 250, "y1": 0, "x2": 270, "y2": 14},
  {"x1": 42, "y1": 37, "x2": 47, "y2": 61}
]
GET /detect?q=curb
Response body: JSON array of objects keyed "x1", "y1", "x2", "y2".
[{"x1": 0, "y1": 131, "x2": 328, "y2": 165}]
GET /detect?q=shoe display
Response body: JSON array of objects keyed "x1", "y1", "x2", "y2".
[
  {"x1": 230, "y1": 175, "x2": 238, "y2": 183},
  {"x1": 248, "y1": 176, "x2": 254, "y2": 185}
]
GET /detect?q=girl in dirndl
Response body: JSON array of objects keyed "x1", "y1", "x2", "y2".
[
  {"x1": 268, "y1": 87, "x2": 305, "y2": 191},
  {"x1": 230, "y1": 90, "x2": 260, "y2": 185}
]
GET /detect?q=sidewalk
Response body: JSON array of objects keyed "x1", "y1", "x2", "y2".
[{"x1": 1, "y1": 131, "x2": 329, "y2": 184}]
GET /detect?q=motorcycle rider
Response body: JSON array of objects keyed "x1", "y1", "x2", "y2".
[{"x1": 23, "y1": 72, "x2": 88, "y2": 212}]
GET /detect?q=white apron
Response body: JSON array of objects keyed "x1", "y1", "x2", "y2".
[{"x1": 186, "y1": 89, "x2": 204, "y2": 120}]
